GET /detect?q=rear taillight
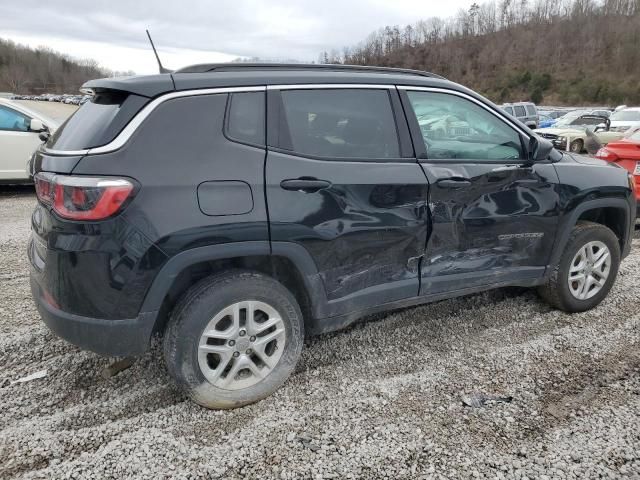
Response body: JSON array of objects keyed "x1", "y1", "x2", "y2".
[
  {"x1": 595, "y1": 148, "x2": 619, "y2": 162},
  {"x1": 34, "y1": 173, "x2": 135, "y2": 220}
]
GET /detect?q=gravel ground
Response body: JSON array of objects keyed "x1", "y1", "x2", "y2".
[{"x1": 1, "y1": 189, "x2": 638, "y2": 479}]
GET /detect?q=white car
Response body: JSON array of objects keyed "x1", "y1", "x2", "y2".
[
  {"x1": 0, "y1": 98, "x2": 59, "y2": 182},
  {"x1": 609, "y1": 107, "x2": 640, "y2": 133}
]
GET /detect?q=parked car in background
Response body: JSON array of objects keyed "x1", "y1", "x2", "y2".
[
  {"x1": 538, "y1": 113, "x2": 552, "y2": 128},
  {"x1": 534, "y1": 114, "x2": 623, "y2": 152},
  {"x1": 609, "y1": 107, "x2": 640, "y2": 133},
  {"x1": 502, "y1": 102, "x2": 539, "y2": 128},
  {"x1": 0, "y1": 98, "x2": 59, "y2": 182},
  {"x1": 537, "y1": 109, "x2": 571, "y2": 128},
  {"x1": 595, "y1": 128, "x2": 640, "y2": 216}
]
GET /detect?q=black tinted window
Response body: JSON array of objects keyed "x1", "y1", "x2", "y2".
[
  {"x1": 226, "y1": 92, "x2": 265, "y2": 145},
  {"x1": 279, "y1": 89, "x2": 400, "y2": 159},
  {"x1": 571, "y1": 115, "x2": 604, "y2": 126},
  {"x1": 46, "y1": 90, "x2": 132, "y2": 150}
]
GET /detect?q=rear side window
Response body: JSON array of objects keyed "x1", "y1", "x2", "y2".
[
  {"x1": 226, "y1": 92, "x2": 265, "y2": 146},
  {"x1": 503, "y1": 106, "x2": 514, "y2": 115},
  {"x1": 526, "y1": 105, "x2": 537, "y2": 116},
  {"x1": 277, "y1": 89, "x2": 400, "y2": 159},
  {"x1": 514, "y1": 105, "x2": 526, "y2": 117}
]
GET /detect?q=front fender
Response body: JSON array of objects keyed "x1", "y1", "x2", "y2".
[{"x1": 548, "y1": 198, "x2": 633, "y2": 270}]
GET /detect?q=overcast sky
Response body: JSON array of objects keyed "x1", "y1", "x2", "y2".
[{"x1": 1, "y1": 0, "x2": 472, "y2": 74}]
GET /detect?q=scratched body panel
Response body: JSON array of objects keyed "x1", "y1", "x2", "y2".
[
  {"x1": 419, "y1": 161, "x2": 561, "y2": 294},
  {"x1": 266, "y1": 152, "x2": 429, "y2": 305}
]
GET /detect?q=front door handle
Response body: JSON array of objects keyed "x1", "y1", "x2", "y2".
[
  {"x1": 436, "y1": 177, "x2": 471, "y2": 188},
  {"x1": 280, "y1": 178, "x2": 331, "y2": 192}
]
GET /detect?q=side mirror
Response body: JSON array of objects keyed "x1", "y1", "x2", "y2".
[
  {"x1": 528, "y1": 135, "x2": 554, "y2": 162},
  {"x1": 29, "y1": 118, "x2": 45, "y2": 132}
]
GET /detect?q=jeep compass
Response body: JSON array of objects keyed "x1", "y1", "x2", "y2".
[{"x1": 29, "y1": 64, "x2": 636, "y2": 408}]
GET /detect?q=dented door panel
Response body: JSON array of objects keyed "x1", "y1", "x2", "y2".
[
  {"x1": 419, "y1": 161, "x2": 560, "y2": 294},
  {"x1": 266, "y1": 151, "x2": 429, "y2": 311}
]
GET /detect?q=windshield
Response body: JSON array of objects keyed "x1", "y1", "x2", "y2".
[{"x1": 611, "y1": 110, "x2": 640, "y2": 121}]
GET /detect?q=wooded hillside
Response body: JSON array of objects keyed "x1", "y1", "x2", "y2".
[
  {"x1": 0, "y1": 38, "x2": 111, "y2": 94},
  {"x1": 321, "y1": 0, "x2": 640, "y2": 106}
]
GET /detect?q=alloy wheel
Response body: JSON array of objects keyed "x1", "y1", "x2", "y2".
[
  {"x1": 197, "y1": 301, "x2": 286, "y2": 390},
  {"x1": 567, "y1": 240, "x2": 611, "y2": 300}
]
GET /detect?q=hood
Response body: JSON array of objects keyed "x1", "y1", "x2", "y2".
[
  {"x1": 566, "y1": 152, "x2": 614, "y2": 167},
  {"x1": 534, "y1": 127, "x2": 583, "y2": 136}
]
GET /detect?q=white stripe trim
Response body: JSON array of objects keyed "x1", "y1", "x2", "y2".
[{"x1": 267, "y1": 84, "x2": 394, "y2": 90}]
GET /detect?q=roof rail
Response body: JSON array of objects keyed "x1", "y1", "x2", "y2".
[{"x1": 174, "y1": 63, "x2": 445, "y2": 80}]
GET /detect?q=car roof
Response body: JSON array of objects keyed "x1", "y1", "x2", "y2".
[{"x1": 82, "y1": 63, "x2": 455, "y2": 98}]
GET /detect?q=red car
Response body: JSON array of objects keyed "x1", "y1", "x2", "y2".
[{"x1": 596, "y1": 128, "x2": 640, "y2": 216}]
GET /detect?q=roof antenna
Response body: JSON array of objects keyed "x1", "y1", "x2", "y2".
[{"x1": 146, "y1": 29, "x2": 172, "y2": 74}]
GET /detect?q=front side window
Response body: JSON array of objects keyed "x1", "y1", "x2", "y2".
[
  {"x1": 226, "y1": 91, "x2": 265, "y2": 146},
  {"x1": 278, "y1": 89, "x2": 400, "y2": 159},
  {"x1": 514, "y1": 105, "x2": 526, "y2": 117},
  {"x1": 526, "y1": 105, "x2": 537, "y2": 116},
  {"x1": 0, "y1": 105, "x2": 30, "y2": 132},
  {"x1": 406, "y1": 91, "x2": 523, "y2": 160}
]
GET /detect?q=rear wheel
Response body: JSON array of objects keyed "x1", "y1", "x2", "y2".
[
  {"x1": 538, "y1": 222, "x2": 620, "y2": 312},
  {"x1": 163, "y1": 271, "x2": 304, "y2": 409}
]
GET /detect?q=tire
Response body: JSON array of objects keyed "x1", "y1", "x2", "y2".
[
  {"x1": 538, "y1": 222, "x2": 620, "y2": 312},
  {"x1": 163, "y1": 270, "x2": 304, "y2": 409},
  {"x1": 569, "y1": 139, "x2": 584, "y2": 153}
]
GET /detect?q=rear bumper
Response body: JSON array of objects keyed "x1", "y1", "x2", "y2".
[{"x1": 30, "y1": 275, "x2": 156, "y2": 356}]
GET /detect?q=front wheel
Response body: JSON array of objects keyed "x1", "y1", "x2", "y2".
[
  {"x1": 163, "y1": 271, "x2": 304, "y2": 409},
  {"x1": 569, "y1": 139, "x2": 584, "y2": 153},
  {"x1": 538, "y1": 222, "x2": 620, "y2": 312}
]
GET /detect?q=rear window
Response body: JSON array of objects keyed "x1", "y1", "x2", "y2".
[
  {"x1": 225, "y1": 92, "x2": 265, "y2": 146},
  {"x1": 46, "y1": 90, "x2": 148, "y2": 151},
  {"x1": 571, "y1": 115, "x2": 605, "y2": 126},
  {"x1": 514, "y1": 105, "x2": 526, "y2": 117},
  {"x1": 277, "y1": 89, "x2": 400, "y2": 159}
]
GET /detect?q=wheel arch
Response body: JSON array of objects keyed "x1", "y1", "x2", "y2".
[
  {"x1": 140, "y1": 241, "x2": 328, "y2": 337},
  {"x1": 549, "y1": 198, "x2": 632, "y2": 270}
]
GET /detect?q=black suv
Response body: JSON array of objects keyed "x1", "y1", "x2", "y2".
[{"x1": 29, "y1": 64, "x2": 636, "y2": 409}]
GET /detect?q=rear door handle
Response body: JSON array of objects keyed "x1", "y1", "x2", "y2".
[
  {"x1": 436, "y1": 177, "x2": 471, "y2": 188},
  {"x1": 280, "y1": 178, "x2": 331, "y2": 192}
]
